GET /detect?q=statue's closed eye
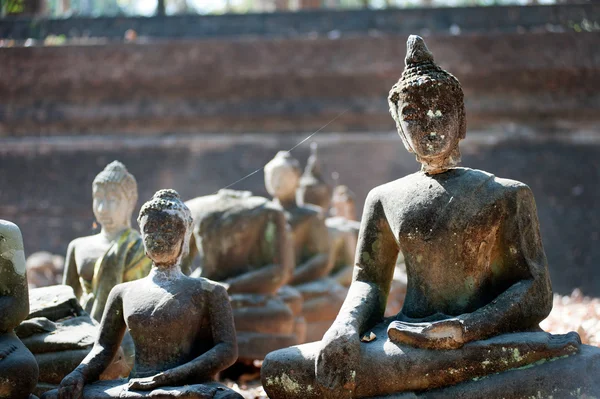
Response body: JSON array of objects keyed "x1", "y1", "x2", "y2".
[{"x1": 402, "y1": 106, "x2": 420, "y2": 121}]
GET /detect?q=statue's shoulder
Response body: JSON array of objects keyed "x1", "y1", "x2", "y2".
[
  {"x1": 195, "y1": 277, "x2": 228, "y2": 296},
  {"x1": 68, "y1": 234, "x2": 99, "y2": 250},
  {"x1": 465, "y1": 167, "x2": 531, "y2": 194},
  {"x1": 367, "y1": 171, "x2": 424, "y2": 203}
]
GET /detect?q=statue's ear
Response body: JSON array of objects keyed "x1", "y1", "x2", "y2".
[{"x1": 397, "y1": 122, "x2": 415, "y2": 154}]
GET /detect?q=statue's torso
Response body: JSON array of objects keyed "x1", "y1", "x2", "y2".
[
  {"x1": 72, "y1": 235, "x2": 112, "y2": 283},
  {"x1": 189, "y1": 194, "x2": 286, "y2": 282},
  {"x1": 121, "y1": 275, "x2": 215, "y2": 378},
  {"x1": 380, "y1": 168, "x2": 531, "y2": 319},
  {"x1": 285, "y1": 205, "x2": 326, "y2": 264}
]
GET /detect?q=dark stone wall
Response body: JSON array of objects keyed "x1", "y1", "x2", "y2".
[
  {"x1": 1, "y1": 4, "x2": 598, "y2": 40},
  {"x1": 2, "y1": 31, "x2": 600, "y2": 136}
]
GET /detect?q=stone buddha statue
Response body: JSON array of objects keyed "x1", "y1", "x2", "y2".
[
  {"x1": 297, "y1": 142, "x2": 332, "y2": 213},
  {"x1": 63, "y1": 161, "x2": 151, "y2": 322},
  {"x1": 0, "y1": 220, "x2": 39, "y2": 399},
  {"x1": 42, "y1": 190, "x2": 242, "y2": 399},
  {"x1": 265, "y1": 152, "x2": 347, "y2": 342},
  {"x1": 184, "y1": 189, "x2": 305, "y2": 360},
  {"x1": 261, "y1": 36, "x2": 599, "y2": 399}
]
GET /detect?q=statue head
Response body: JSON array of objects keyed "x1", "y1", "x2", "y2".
[
  {"x1": 264, "y1": 151, "x2": 302, "y2": 202},
  {"x1": 388, "y1": 35, "x2": 466, "y2": 174},
  {"x1": 138, "y1": 189, "x2": 193, "y2": 267},
  {"x1": 92, "y1": 161, "x2": 138, "y2": 233},
  {"x1": 332, "y1": 185, "x2": 356, "y2": 220},
  {"x1": 0, "y1": 220, "x2": 26, "y2": 277}
]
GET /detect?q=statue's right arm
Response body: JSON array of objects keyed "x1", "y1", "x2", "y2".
[
  {"x1": 72, "y1": 286, "x2": 127, "y2": 383},
  {"x1": 331, "y1": 189, "x2": 399, "y2": 335},
  {"x1": 316, "y1": 189, "x2": 399, "y2": 392},
  {"x1": 62, "y1": 241, "x2": 82, "y2": 300}
]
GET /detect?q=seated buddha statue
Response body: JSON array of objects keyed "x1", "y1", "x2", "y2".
[
  {"x1": 0, "y1": 220, "x2": 39, "y2": 399},
  {"x1": 63, "y1": 161, "x2": 151, "y2": 322},
  {"x1": 42, "y1": 190, "x2": 242, "y2": 399},
  {"x1": 296, "y1": 142, "x2": 332, "y2": 213},
  {"x1": 261, "y1": 36, "x2": 597, "y2": 399},
  {"x1": 184, "y1": 189, "x2": 305, "y2": 360},
  {"x1": 265, "y1": 152, "x2": 347, "y2": 342}
]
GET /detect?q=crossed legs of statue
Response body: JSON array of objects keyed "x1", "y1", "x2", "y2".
[
  {"x1": 261, "y1": 318, "x2": 582, "y2": 399},
  {"x1": 41, "y1": 380, "x2": 241, "y2": 399},
  {"x1": 0, "y1": 333, "x2": 39, "y2": 399}
]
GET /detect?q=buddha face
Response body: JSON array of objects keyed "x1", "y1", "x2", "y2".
[
  {"x1": 265, "y1": 165, "x2": 300, "y2": 201},
  {"x1": 93, "y1": 183, "x2": 132, "y2": 233},
  {"x1": 397, "y1": 86, "x2": 462, "y2": 161},
  {"x1": 139, "y1": 211, "x2": 186, "y2": 266}
]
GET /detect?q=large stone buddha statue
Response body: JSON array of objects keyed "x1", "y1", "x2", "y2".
[
  {"x1": 261, "y1": 36, "x2": 600, "y2": 398},
  {"x1": 0, "y1": 220, "x2": 39, "y2": 399},
  {"x1": 184, "y1": 189, "x2": 305, "y2": 360},
  {"x1": 42, "y1": 190, "x2": 242, "y2": 399},
  {"x1": 63, "y1": 161, "x2": 151, "y2": 322},
  {"x1": 265, "y1": 152, "x2": 347, "y2": 342}
]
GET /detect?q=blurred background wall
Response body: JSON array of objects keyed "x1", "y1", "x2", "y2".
[{"x1": 1, "y1": 4, "x2": 599, "y2": 295}]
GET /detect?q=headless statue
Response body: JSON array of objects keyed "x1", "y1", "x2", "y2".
[
  {"x1": 184, "y1": 189, "x2": 305, "y2": 360},
  {"x1": 265, "y1": 152, "x2": 347, "y2": 342},
  {"x1": 63, "y1": 161, "x2": 151, "y2": 322},
  {"x1": 43, "y1": 190, "x2": 242, "y2": 399},
  {"x1": 261, "y1": 36, "x2": 587, "y2": 399},
  {"x1": 0, "y1": 220, "x2": 39, "y2": 399}
]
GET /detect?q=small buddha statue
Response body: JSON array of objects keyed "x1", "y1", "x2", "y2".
[
  {"x1": 297, "y1": 142, "x2": 332, "y2": 213},
  {"x1": 63, "y1": 161, "x2": 151, "y2": 322},
  {"x1": 265, "y1": 152, "x2": 347, "y2": 342},
  {"x1": 261, "y1": 36, "x2": 595, "y2": 399},
  {"x1": 42, "y1": 190, "x2": 242, "y2": 399},
  {"x1": 184, "y1": 189, "x2": 305, "y2": 360},
  {"x1": 0, "y1": 220, "x2": 39, "y2": 399}
]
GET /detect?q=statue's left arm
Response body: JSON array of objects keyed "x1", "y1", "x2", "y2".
[{"x1": 457, "y1": 185, "x2": 553, "y2": 343}]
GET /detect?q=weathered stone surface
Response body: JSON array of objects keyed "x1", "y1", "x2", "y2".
[
  {"x1": 0, "y1": 220, "x2": 39, "y2": 399},
  {"x1": 26, "y1": 285, "x2": 84, "y2": 321},
  {"x1": 371, "y1": 344, "x2": 600, "y2": 399},
  {"x1": 184, "y1": 190, "x2": 304, "y2": 360},
  {"x1": 41, "y1": 380, "x2": 242, "y2": 399},
  {"x1": 49, "y1": 190, "x2": 239, "y2": 399},
  {"x1": 262, "y1": 35, "x2": 591, "y2": 398},
  {"x1": 263, "y1": 326, "x2": 595, "y2": 398}
]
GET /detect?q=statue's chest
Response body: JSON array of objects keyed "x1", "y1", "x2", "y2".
[
  {"x1": 396, "y1": 183, "x2": 504, "y2": 250},
  {"x1": 75, "y1": 241, "x2": 111, "y2": 281},
  {"x1": 124, "y1": 287, "x2": 204, "y2": 335}
]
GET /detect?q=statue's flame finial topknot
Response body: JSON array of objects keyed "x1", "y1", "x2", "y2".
[{"x1": 405, "y1": 35, "x2": 434, "y2": 66}]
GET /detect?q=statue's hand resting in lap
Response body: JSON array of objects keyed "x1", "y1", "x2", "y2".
[
  {"x1": 58, "y1": 370, "x2": 85, "y2": 399},
  {"x1": 316, "y1": 323, "x2": 361, "y2": 395},
  {"x1": 128, "y1": 372, "x2": 168, "y2": 391},
  {"x1": 388, "y1": 318, "x2": 465, "y2": 350}
]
